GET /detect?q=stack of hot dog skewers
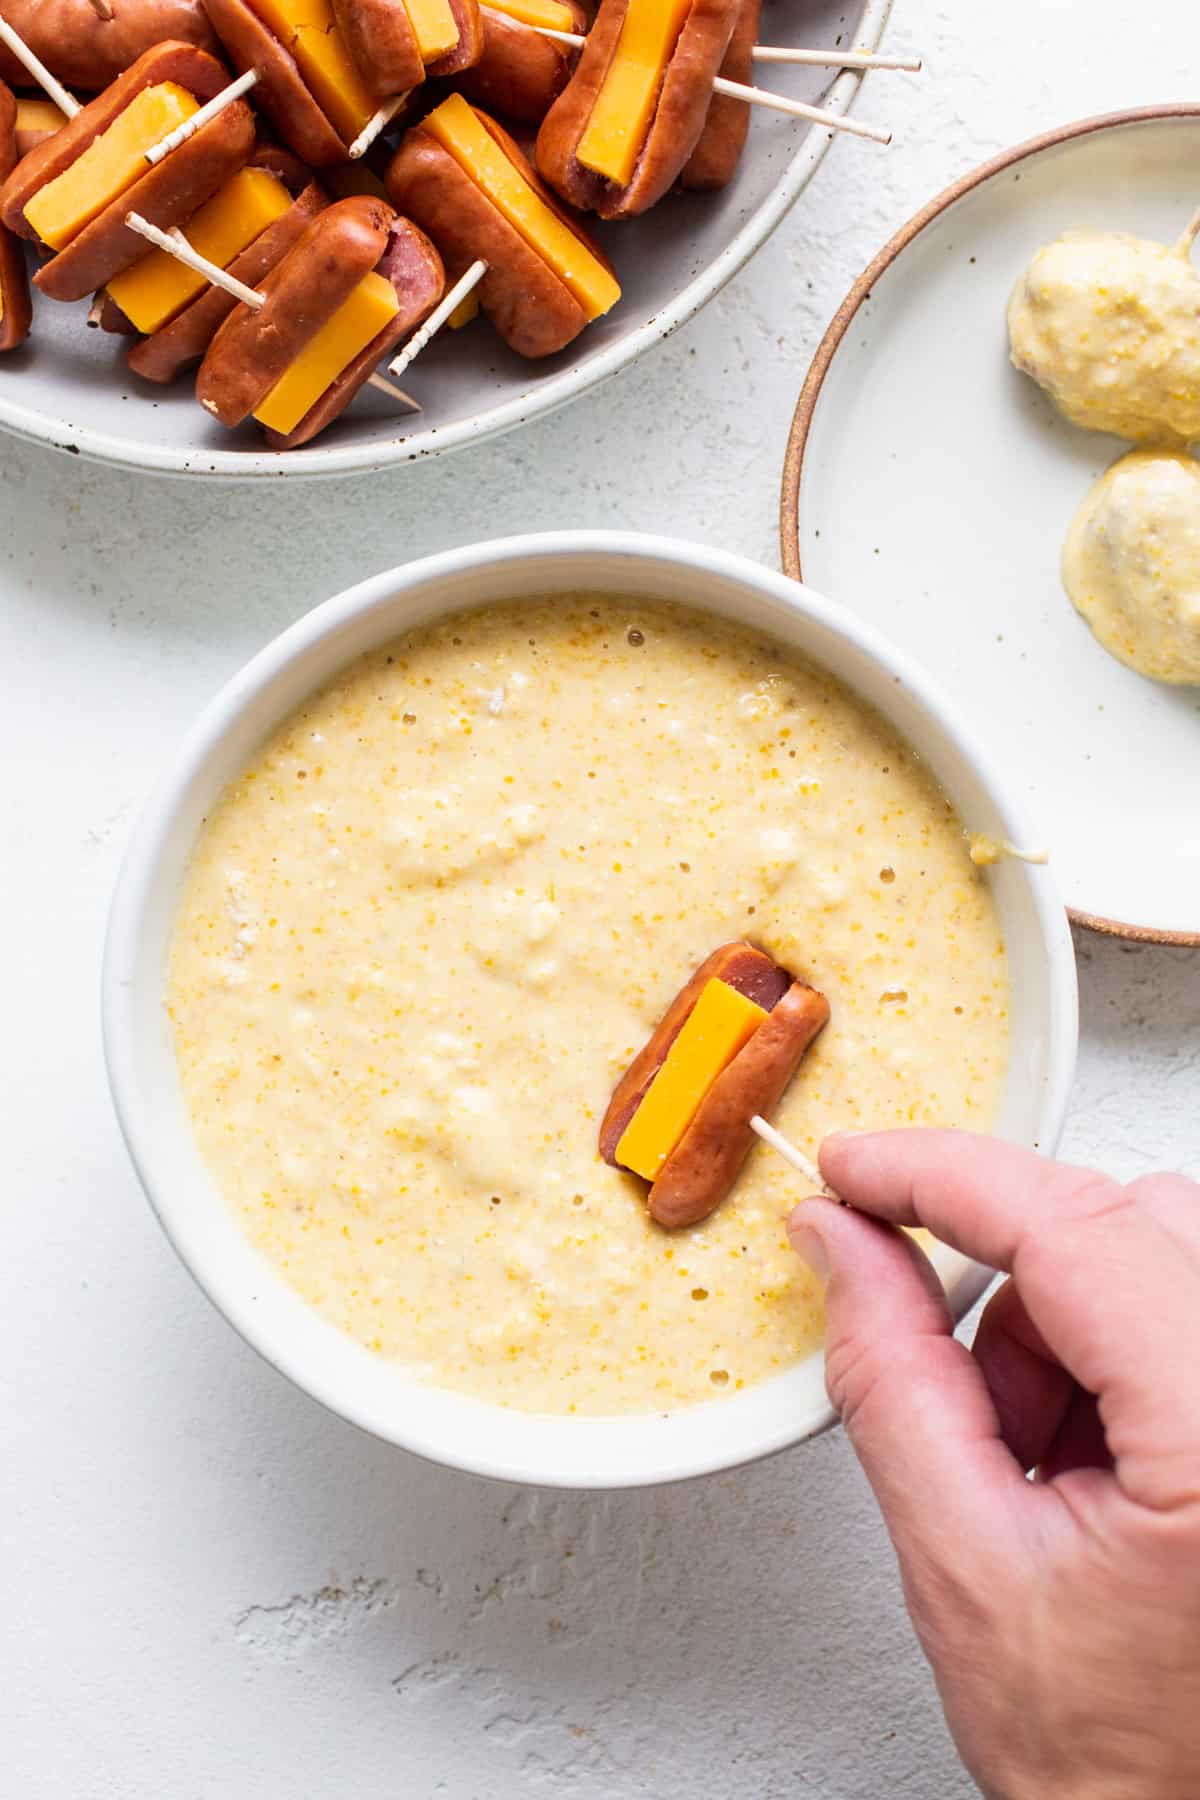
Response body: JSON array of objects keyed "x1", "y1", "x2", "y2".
[{"x1": 0, "y1": 0, "x2": 920, "y2": 448}]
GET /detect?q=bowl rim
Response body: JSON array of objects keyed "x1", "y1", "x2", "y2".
[
  {"x1": 102, "y1": 529, "x2": 1079, "y2": 1486},
  {"x1": 778, "y1": 101, "x2": 1200, "y2": 949},
  {"x1": 0, "y1": 0, "x2": 894, "y2": 481}
]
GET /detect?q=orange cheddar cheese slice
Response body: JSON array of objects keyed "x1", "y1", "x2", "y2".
[
  {"x1": 403, "y1": 0, "x2": 461, "y2": 62},
  {"x1": 485, "y1": 0, "x2": 577, "y2": 31},
  {"x1": 252, "y1": 268, "x2": 399, "y2": 435},
  {"x1": 107, "y1": 167, "x2": 292, "y2": 335},
  {"x1": 249, "y1": 0, "x2": 377, "y2": 140},
  {"x1": 423, "y1": 94, "x2": 620, "y2": 319},
  {"x1": 15, "y1": 97, "x2": 68, "y2": 146},
  {"x1": 24, "y1": 83, "x2": 199, "y2": 249},
  {"x1": 577, "y1": 0, "x2": 692, "y2": 187},
  {"x1": 615, "y1": 978, "x2": 767, "y2": 1181}
]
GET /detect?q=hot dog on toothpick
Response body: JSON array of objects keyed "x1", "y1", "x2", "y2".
[
  {"x1": 0, "y1": 41, "x2": 255, "y2": 300},
  {"x1": 601, "y1": 942, "x2": 829, "y2": 1229},
  {"x1": 195, "y1": 192, "x2": 443, "y2": 445},
  {"x1": 386, "y1": 92, "x2": 618, "y2": 358}
]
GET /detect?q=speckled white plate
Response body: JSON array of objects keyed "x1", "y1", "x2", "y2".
[
  {"x1": 0, "y1": 0, "x2": 892, "y2": 478},
  {"x1": 781, "y1": 107, "x2": 1200, "y2": 945}
]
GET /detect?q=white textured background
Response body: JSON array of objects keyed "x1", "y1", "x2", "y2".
[{"x1": 4, "y1": 4, "x2": 1200, "y2": 1794}]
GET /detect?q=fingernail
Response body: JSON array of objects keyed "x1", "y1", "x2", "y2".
[
  {"x1": 822, "y1": 1129, "x2": 864, "y2": 1147},
  {"x1": 786, "y1": 1215, "x2": 830, "y2": 1279}
]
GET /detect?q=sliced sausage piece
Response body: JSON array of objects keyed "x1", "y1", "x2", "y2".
[
  {"x1": 455, "y1": 2, "x2": 581, "y2": 126},
  {"x1": 536, "y1": 0, "x2": 737, "y2": 218},
  {"x1": 0, "y1": 0, "x2": 218, "y2": 94},
  {"x1": 263, "y1": 213, "x2": 443, "y2": 446},
  {"x1": 647, "y1": 981, "x2": 831, "y2": 1229},
  {"x1": 127, "y1": 177, "x2": 325, "y2": 380},
  {"x1": 680, "y1": 0, "x2": 758, "y2": 190},
  {"x1": 424, "y1": 0, "x2": 483, "y2": 78},
  {"x1": 0, "y1": 41, "x2": 233, "y2": 236},
  {"x1": 200, "y1": 0, "x2": 348, "y2": 167},
  {"x1": 96, "y1": 291, "x2": 138, "y2": 330},
  {"x1": 385, "y1": 116, "x2": 589, "y2": 357},
  {"x1": 599, "y1": 941, "x2": 791, "y2": 1164},
  {"x1": 330, "y1": 0, "x2": 423, "y2": 96},
  {"x1": 196, "y1": 191, "x2": 394, "y2": 423},
  {"x1": 33, "y1": 97, "x2": 256, "y2": 299},
  {"x1": 0, "y1": 81, "x2": 31, "y2": 351}
]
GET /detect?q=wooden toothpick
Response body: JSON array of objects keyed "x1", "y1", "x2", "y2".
[
  {"x1": 388, "y1": 258, "x2": 487, "y2": 378},
  {"x1": 349, "y1": 92, "x2": 409, "y2": 161},
  {"x1": 123, "y1": 213, "x2": 421, "y2": 411},
  {"x1": 144, "y1": 70, "x2": 259, "y2": 166},
  {"x1": 750, "y1": 1115, "x2": 840, "y2": 1197},
  {"x1": 0, "y1": 16, "x2": 81, "y2": 117},
  {"x1": 750, "y1": 44, "x2": 920, "y2": 73},
  {"x1": 535, "y1": 28, "x2": 892, "y2": 143}
]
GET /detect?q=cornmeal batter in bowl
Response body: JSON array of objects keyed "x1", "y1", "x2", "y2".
[{"x1": 168, "y1": 596, "x2": 1010, "y2": 1416}]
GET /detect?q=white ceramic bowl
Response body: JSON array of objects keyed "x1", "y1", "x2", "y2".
[
  {"x1": 0, "y1": 0, "x2": 889, "y2": 479},
  {"x1": 103, "y1": 532, "x2": 1078, "y2": 1486}
]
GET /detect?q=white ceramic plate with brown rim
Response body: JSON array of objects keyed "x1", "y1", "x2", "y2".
[
  {"x1": 0, "y1": 0, "x2": 892, "y2": 479},
  {"x1": 780, "y1": 106, "x2": 1200, "y2": 946}
]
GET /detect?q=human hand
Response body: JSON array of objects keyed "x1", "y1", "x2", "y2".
[{"x1": 787, "y1": 1131, "x2": 1200, "y2": 1800}]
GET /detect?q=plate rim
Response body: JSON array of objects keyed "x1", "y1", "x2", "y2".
[
  {"x1": 778, "y1": 101, "x2": 1200, "y2": 949},
  {"x1": 0, "y1": 0, "x2": 894, "y2": 481}
]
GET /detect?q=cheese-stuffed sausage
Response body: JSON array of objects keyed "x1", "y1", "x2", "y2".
[
  {"x1": 126, "y1": 178, "x2": 325, "y2": 377},
  {"x1": 0, "y1": 80, "x2": 32, "y2": 352},
  {"x1": 0, "y1": 0, "x2": 217, "y2": 93},
  {"x1": 647, "y1": 980, "x2": 830, "y2": 1229},
  {"x1": 200, "y1": 0, "x2": 370, "y2": 166},
  {"x1": 599, "y1": 941, "x2": 790, "y2": 1163},
  {"x1": 329, "y1": 0, "x2": 482, "y2": 97},
  {"x1": 680, "y1": 0, "x2": 758, "y2": 190},
  {"x1": 100, "y1": 137, "x2": 308, "y2": 328},
  {"x1": 536, "y1": 0, "x2": 738, "y2": 218},
  {"x1": 455, "y1": 0, "x2": 583, "y2": 126},
  {"x1": 329, "y1": 0, "x2": 424, "y2": 97},
  {"x1": 198, "y1": 192, "x2": 391, "y2": 419},
  {"x1": 0, "y1": 43, "x2": 253, "y2": 304},
  {"x1": 263, "y1": 212, "x2": 442, "y2": 446},
  {"x1": 200, "y1": 0, "x2": 480, "y2": 165},
  {"x1": 386, "y1": 95, "x2": 618, "y2": 357},
  {"x1": 0, "y1": 43, "x2": 254, "y2": 302},
  {"x1": 1, "y1": 42, "x2": 234, "y2": 234},
  {"x1": 196, "y1": 194, "x2": 443, "y2": 446}
]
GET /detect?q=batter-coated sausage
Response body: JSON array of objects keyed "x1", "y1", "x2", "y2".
[
  {"x1": 196, "y1": 192, "x2": 394, "y2": 422},
  {"x1": 126, "y1": 176, "x2": 325, "y2": 380},
  {"x1": 0, "y1": 0, "x2": 217, "y2": 93},
  {"x1": 329, "y1": 0, "x2": 423, "y2": 97},
  {"x1": 385, "y1": 110, "x2": 598, "y2": 357},
  {"x1": 455, "y1": 1, "x2": 582, "y2": 125},
  {"x1": 33, "y1": 95, "x2": 255, "y2": 299},
  {"x1": 0, "y1": 81, "x2": 32, "y2": 351},
  {"x1": 680, "y1": 0, "x2": 758, "y2": 190},
  {"x1": 262, "y1": 212, "x2": 442, "y2": 446},
  {"x1": 648, "y1": 979, "x2": 830, "y2": 1229},
  {"x1": 599, "y1": 941, "x2": 791, "y2": 1164},
  {"x1": 0, "y1": 41, "x2": 233, "y2": 236},
  {"x1": 199, "y1": 0, "x2": 347, "y2": 166},
  {"x1": 535, "y1": 0, "x2": 737, "y2": 218}
]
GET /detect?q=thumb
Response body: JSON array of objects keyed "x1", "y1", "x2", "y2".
[{"x1": 789, "y1": 1198, "x2": 1031, "y2": 1576}]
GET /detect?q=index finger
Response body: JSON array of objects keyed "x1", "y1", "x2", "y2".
[{"x1": 821, "y1": 1130, "x2": 1200, "y2": 1512}]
